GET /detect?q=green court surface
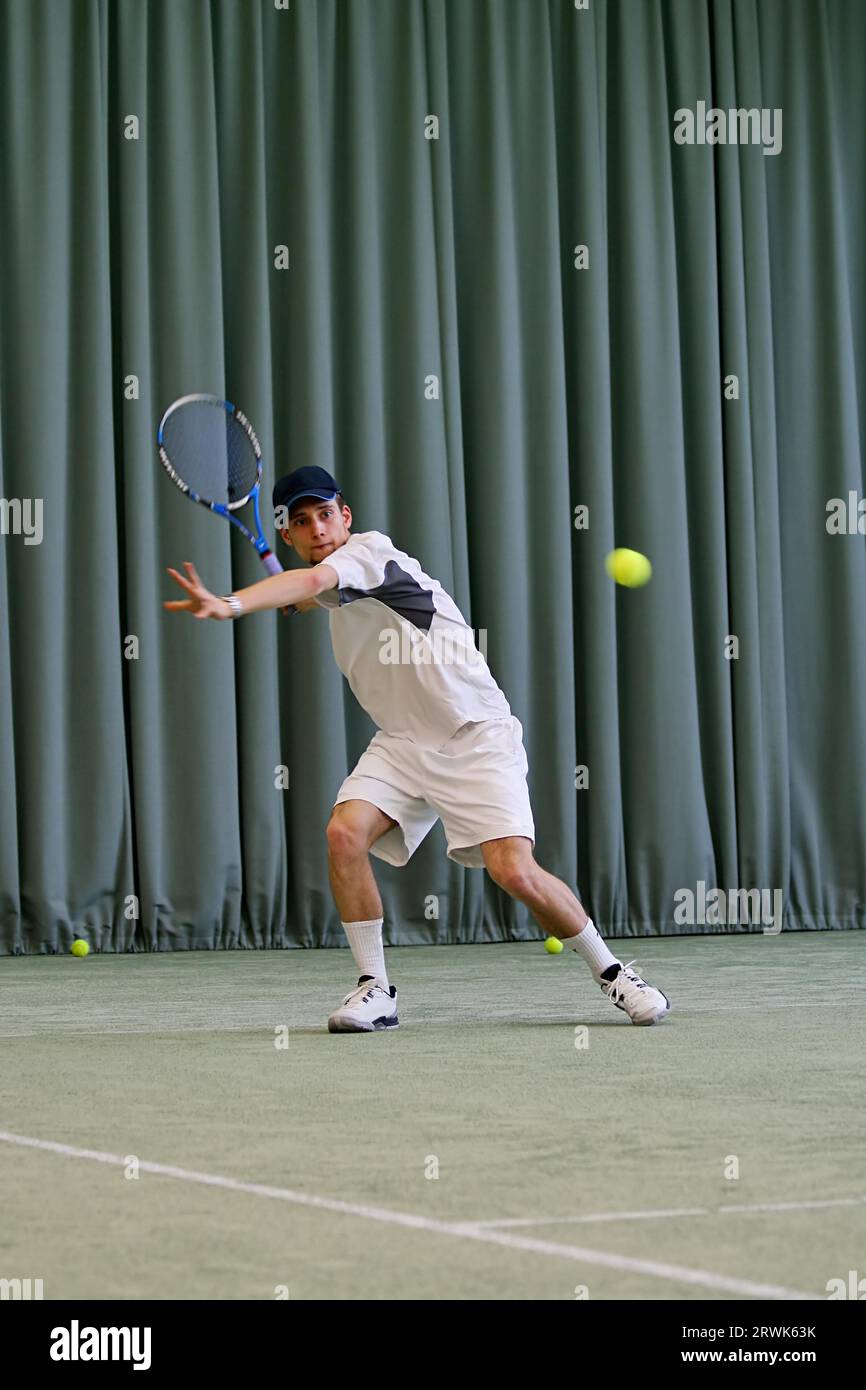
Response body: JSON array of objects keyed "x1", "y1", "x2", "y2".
[{"x1": 1, "y1": 933, "x2": 863, "y2": 1301}]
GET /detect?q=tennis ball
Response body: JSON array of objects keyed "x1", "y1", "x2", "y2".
[
  {"x1": 544, "y1": 936, "x2": 564, "y2": 954},
  {"x1": 605, "y1": 548, "x2": 652, "y2": 588},
  {"x1": 71, "y1": 939, "x2": 90, "y2": 957}
]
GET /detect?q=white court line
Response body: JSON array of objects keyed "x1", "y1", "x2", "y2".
[
  {"x1": 474, "y1": 1194, "x2": 866, "y2": 1228},
  {"x1": 473, "y1": 1207, "x2": 711, "y2": 1227},
  {"x1": 0, "y1": 1130, "x2": 816, "y2": 1301},
  {"x1": 720, "y1": 1196, "x2": 866, "y2": 1215}
]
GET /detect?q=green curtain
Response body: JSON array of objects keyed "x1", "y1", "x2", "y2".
[{"x1": 0, "y1": 0, "x2": 863, "y2": 953}]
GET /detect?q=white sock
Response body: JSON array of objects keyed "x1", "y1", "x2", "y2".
[
  {"x1": 565, "y1": 919, "x2": 621, "y2": 982},
  {"x1": 341, "y1": 918, "x2": 389, "y2": 986}
]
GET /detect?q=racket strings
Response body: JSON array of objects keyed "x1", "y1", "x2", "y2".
[
  {"x1": 225, "y1": 423, "x2": 258, "y2": 504},
  {"x1": 161, "y1": 404, "x2": 259, "y2": 507}
]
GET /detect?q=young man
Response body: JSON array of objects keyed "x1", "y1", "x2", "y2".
[{"x1": 165, "y1": 465, "x2": 670, "y2": 1032}]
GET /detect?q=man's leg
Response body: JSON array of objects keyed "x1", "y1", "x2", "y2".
[
  {"x1": 480, "y1": 835, "x2": 593, "y2": 939},
  {"x1": 325, "y1": 797, "x2": 397, "y2": 996},
  {"x1": 326, "y1": 799, "x2": 396, "y2": 923},
  {"x1": 480, "y1": 836, "x2": 670, "y2": 1024},
  {"x1": 480, "y1": 834, "x2": 619, "y2": 978},
  {"x1": 325, "y1": 800, "x2": 402, "y2": 1033}
]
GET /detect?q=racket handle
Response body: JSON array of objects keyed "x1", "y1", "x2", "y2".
[{"x1": 259, "y1": 549, "x2": 298, "y2": 616}]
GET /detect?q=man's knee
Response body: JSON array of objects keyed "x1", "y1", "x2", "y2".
[
  {"x1": 326, "y1": 814, "x2": 368, "y2": 862},
  {"x1": 326, "y1": 803, "x2": 394, "y2": 861},
  {"x1": 496, "y1": 868, "x2": 538, "y2": 901},
  {"x1": 482, "y1": 840, "x2": 539, "y2": 900}
]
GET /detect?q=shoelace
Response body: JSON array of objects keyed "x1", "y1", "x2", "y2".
[
  {"x1": 606, "y1": 961, "x2": 648, "y2": 1002},
  {"x1": 344, "y1": 980, "x2": 386, "y2": 1006}
]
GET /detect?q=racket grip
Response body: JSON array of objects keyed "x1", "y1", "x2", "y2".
[{"x1": 260, "y1": 549, "x2": 298, "y2": 616}]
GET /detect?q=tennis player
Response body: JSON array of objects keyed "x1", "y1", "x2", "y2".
[{"x1": 165, "y1": 466, "x2": 670, "y2": 1032}]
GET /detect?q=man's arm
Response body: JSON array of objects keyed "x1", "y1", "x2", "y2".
[
  {"x1": 164, "y1": 561, "x2": 338, "y2": 620},
  {"x1": 231, "y1": 561, "x2": 338, "y2": 617}
]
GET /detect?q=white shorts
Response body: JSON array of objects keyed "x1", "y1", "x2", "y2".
[{"x1": 333, "y1": 716, "x2": 536, "y2": 869}]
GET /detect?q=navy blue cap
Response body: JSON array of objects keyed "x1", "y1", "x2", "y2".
[{"x1": 273, "y1": 466, "x2": 342, "y2": 515}]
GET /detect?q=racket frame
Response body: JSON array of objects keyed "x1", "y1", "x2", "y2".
[{"x1": 156, "y1": 393, "x2": 284, "y2": 578}]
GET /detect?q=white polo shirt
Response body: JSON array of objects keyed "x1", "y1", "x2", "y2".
[{"x1": 314, "y1": 531, "x2": 511, "y2": 750}]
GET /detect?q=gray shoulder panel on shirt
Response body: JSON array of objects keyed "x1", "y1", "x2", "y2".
[{"x1": 337, "y1": 559, "x2": 435, "y2": 632}]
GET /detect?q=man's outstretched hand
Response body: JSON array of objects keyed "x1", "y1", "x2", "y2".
[{"x1": 164, "y1": 562, "x2": 229, "y2": 620}]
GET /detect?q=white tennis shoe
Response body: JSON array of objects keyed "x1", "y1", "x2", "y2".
[
  {"x1": 328, "y1": 975, "x2": 399, "y2": 1033},
  {"x1": 601, "y1": 961, "x2": 670, "y2": 1025}
]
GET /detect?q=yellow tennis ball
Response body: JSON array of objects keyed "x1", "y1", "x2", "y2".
[
  {"x1": 544, "y1": 937, "x2": 564, "y2": 954},
  {"x1": 70, "y1": 939, "x2": 90, "y2": 957},
  {"x1": 605, "y1": 548, "x2": 652, "y2": 588}
]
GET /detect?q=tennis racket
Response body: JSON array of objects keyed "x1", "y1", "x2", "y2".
[{"x1": 156, "y1": 393, "x2": 297, "y2": 616}]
